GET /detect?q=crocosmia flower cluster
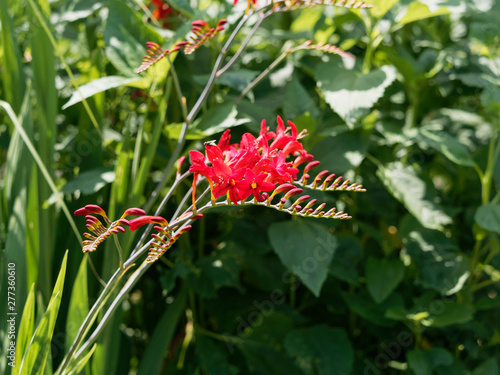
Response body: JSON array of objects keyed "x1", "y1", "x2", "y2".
[{"x1": 189, "y1": 116, "x2": 314, "y2": 205}]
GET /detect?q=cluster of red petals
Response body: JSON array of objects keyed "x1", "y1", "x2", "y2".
[
  {"x1": 189, "y1": 116, "x2": 313, "y2": 204},
  {"x1": 152, "y1": 0, "x2": 173, "y2": 20},
  {"x1": 128, "y1": 216, "x2": 169, "y2": 231}
]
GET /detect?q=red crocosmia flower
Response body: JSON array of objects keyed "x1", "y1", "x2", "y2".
[
  {"x1": 188, "y1": 150, "x2": 211, "y2": 178},
  {"x1": 189, "y1": 116, "x2": 315, "y2": 205},
  {"x1": 152, "y1": 0, "x2": 173, "y2": 22},
  {"x1": 266, "y1": 151, "x2": 298, "y2": 184},
  {"x1": 205, "y1": 143, "x2": 225, "y2": 164},
  {"x1": 121, "y1": 208, "x2": 146, "y2": 218},
  {"x1": 211, "y1": 159, "x2": 245, "y2": 204},
  {"x1": 74, "y1": 205, "x2": 110, "y2": 223},
  {"x1": 269, "y1": 116, "x2": 306, "y2": 156},
  {"x1": 129, "y1": 216, "x2": 168, "y2": 231},
  {"x1": 238, "y1": 169, "x2": 275, "y2": 201},
  {"x1": 218, "y1": 129, "x2": 231, "y2": 153}
]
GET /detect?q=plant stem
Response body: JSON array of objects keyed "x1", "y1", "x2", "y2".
[
  {"x1": 167, "y1": 54, "x2": 189, "y2": 123},
  {"x1": 236, "y1": 49, "x2": 290, "y2": 103},
  {"x1": 132, "y1": 171, "x2": 191, "y2": 257},
  {"x1": 73, "y1": 261, "x2": 151, "y2": 360},
  {"x1": 55, "y1": 267, "x2": 127, "y2": 374},
  {"x1": 113, "y1": 235, "x2": 125, "y2": 270},
  {"x1": 481, "y1": 122, "x2": 500, "y2": 205},
  {"x1": 217, "y1": 12, "x2": 265, "y2": 77}
]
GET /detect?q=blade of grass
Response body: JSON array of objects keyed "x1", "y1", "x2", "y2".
[
  {"x1": 0, "y1": 101, "x2": 82, "y2": 244},
  {"x1": 29, "y1": 0, "x2": 57, "y2": 302},
  {"x1": 0, "y1": 0, "x2": 26, "y2": 112},
  {"x1": 13, "y1": 284, "x2": 36, "y2": 375},
  {"x1": 65, "y1": 256, "x2": 89, "y2": 352},
  {"x1": 19, "y1": 252, "x2": 68, "y2": 375},
  {"x1": 0, "y1": 89, "x2": 32, "y2": 375},
  {"x1": 27, "y1": 0, "x2": 102, "y2": 137}
]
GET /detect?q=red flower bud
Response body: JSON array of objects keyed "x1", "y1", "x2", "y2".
[{"x1": 122, "y1": 208, "x2": 146, "y2": 218}]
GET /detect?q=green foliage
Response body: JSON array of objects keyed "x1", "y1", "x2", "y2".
[{"x1": 1, "y1": 0, "x2": 500, "y2": 374}]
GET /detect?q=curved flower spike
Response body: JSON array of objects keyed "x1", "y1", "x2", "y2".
[
  {"x1": 121, "y1": 208, "x2": 146, "y2": 218},
  {"x1": 184, "y1": 19, "x2": 227, "y2": 55},
  {"x1": 75, "y1": 205, "x2": 110, "y2": 223},
  {"x1": 271, "y1": 0, "x2": 372, "y2": 12},
  {"x1": 129, "y1": 216, "x2": 169, "y2": 231},
  {"x1": 137, "y1": 41, "x2": 187, "y2": 74}
]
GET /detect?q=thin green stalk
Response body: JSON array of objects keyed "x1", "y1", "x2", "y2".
[
  {"x1": 187, "y1": 13, "x2": 251, "y2": 123},
  {"x1": 166, "y1": 55, "x2": 188, "y2": 123},
  {"x1": 113, "y1": 236, "x2": 125, "y2": 270},
  {"x1": 195, "y1": 325, "x2": 245, "y2": 344},
  {"x1": 72, "y1": 261, "x2": 151, "y2": 362},
  {"x1": 236, "y1": 49, "x2": 290, "y2": 103},
  {"x1": 362, "y1": 15, "x2": 374, "y2": 74},
  {"x1": 131, "y1": 171, "x2": 191, "y2": 257},
  {"x1": 481, "y1": 123, "x2": 500, "y2": 204},
  {"x1": 216, "y1": 11, "x2": 266, "y2": 77},
  {"x1": 27, "y1": 0, "x2": 102, "y2": 136},
  {"x1": 55, "y1": 267, "x2": 128, "y2": 375}
]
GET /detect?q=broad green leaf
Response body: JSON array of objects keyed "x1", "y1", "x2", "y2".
[
  {"x1": 284, "y1": 325, "x2": 354, "y2": 375},
  {"x1": 351, "y1": 0, "x2": 400, "y2": 19},
  {"x1": 186, "y1": 252, "x2": 242, "y2": 299},
  {"x1": 284, "y1": 77, "x2": 319, "y2": 120},
  {"x1": 377, "y1": 162, "x2": 452, "y2": 230},
  {"x1": 417, "y1": 127, "x2": 475, "y2": 167},
  {"x1": 53, "y1": 0, "x2": 103, "y2": 23},
  {"x1": 237, "y1": 313, "x2": 303, "y2": 375},
  {"x1": 62, "y1": 76, "x2": 141, "y2": 109},
  {"x1": 19, "y1": 252, "x2": 67, "y2": 375},
  {"x1": 165, "y1": 103, "x2": 249, "y2": 140},
  {"x1": 58, "y1": 168, "x2": 115, "y2": 196},
  {"x1": 65, "y1": 256, "x2": 88, "y2": 352},
  {"x1": 195, "y1": 337, "x2": 238, "y2": 375},
  {"x1": 475, "y1": 204, "x2": 500, "y2": 234},
  {"x1": 165, "y1": 0, "x2": 195, "y2": 17},
  {"x1": 239, "y1": 343, "x2": 304, "y2": 375},
  {"x1": 342, "y1": 292, "x2": 400, "y2": 327},
  {"x1": 329, "y1": 234, "x2": 362, "y2": 285},
  {"x1": 424, "y1": 302, "x2": 474, "y2": 328},
  {"x1": 291, "y1": 8, "x2": 323, "y2": 35},
  {"x1": 407, "y1": 348, "x2": 453, "y2": 375},
  {"x1": 397, "y1": 2, "x2": 451, "y2": 25},
  {"x1": 137, "y1": 287, "x2": 187, "y2": 375},
  {"x1": 402, "y1": 227, "x2": 470, "y2": 295},
  {"x1": 268, "y1": 221, "x2": 337, "y2": 297},
  {"x1": 316, "y1": 63, "x2": 396, "y2": 126},
  {"x1": 366, "y1": 257, "x2": 405, "y2": 304},
  {"x1": 311, "y1": 128, "x2": 371, "y2": 174},
  {"x1": 472, "y1": 358, "x2": 499, "y2": 375},
  {"x1": 13, "y1": 284, "x2": 35, "y2": 375}
]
